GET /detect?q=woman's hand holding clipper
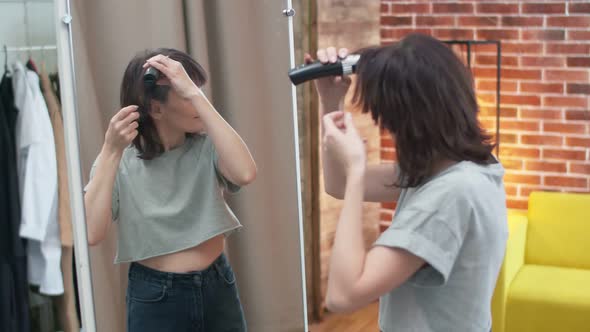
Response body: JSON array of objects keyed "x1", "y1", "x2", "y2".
[
  {"x1": 305, "y1": 47, "x2": 352, "y2": 114},
  {"x1": 143, "y1": 55, "x2": 202, "y2": 100}
]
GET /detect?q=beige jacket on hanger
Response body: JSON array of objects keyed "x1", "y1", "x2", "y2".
[
  {"x1": 41, "y1": 67, "x2": 80, "y2": 332},
  {"x1": 40, "y1": 67, "x2": 73, "y2": 247}
]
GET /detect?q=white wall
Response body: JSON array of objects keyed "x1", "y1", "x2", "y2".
[{"x1": 0, "y1": 0, "x2": 58, "y2": 76}]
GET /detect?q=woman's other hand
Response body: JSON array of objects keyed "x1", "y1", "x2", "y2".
[
  {"x1": 104, "y1": 105, "x2": 139, "y2": 154},
  {"x1": 322, "y1": 111, "x2": 366, "y2": 175}
]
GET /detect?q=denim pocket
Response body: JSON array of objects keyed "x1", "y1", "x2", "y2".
[
  {"x1": 215, "y1": 258, "x2": 237, "y2": 285},
  {"x1": 128, "y1": 277, "x2": 168, "y2": 303}
]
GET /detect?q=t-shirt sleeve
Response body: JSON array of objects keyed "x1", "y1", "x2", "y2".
[
  {"x1": 204, "y1": 136, "x2": 241, "y2": 194},
  {"x1": 84, "y1": 159, "x2": 120, "y2": 221},
  {"x1": 374, "y1": 193, "x2": 470, "y2": 287}
]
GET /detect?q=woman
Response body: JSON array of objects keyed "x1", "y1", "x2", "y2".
[
  {"x1": 308, "y1": 34, "x2": 508, "y2": 332},
  {"x1": 84, "y1": 49, "x2": 256, "y2": 331}
]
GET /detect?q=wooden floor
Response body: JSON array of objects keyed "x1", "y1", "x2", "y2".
[{"x1": 308, "y1": 302, "x2": 379, "y2": 332}]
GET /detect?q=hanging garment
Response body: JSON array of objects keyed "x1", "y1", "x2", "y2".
[
  {"x1": 49, "y1": 73, "x2": 60, "y2": 104},
  {"x1": 53, "y1": 247, "x2": 80, "y2": 332},
  {"x1": 40, "y1": 67, "x2": 73, "y2": 247},
  {"x1": 12, "y1": 61, "x2": 63, "y2": 296},
  {"x1": 0, "y1": 72, "x2": 24, "y2": 259},
  {"x1": 0, "y1": 263, "x2": 30, "y2": 332},
  {"x1": 0, "y1": 72, "x2": 31, "y2": 332},
  {"x1": 1, "y1": 73, "x2": 19, "y2": 141},
  {"x1": 26, "y1": 58, "x2": 38, "y2": 74},
  {"x1": 40, "y1": 68, "x2": 80, "y2": 331}
]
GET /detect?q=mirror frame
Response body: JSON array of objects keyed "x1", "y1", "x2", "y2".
[{"x1": 54, "y1": 0, "x2": 97, "y2": 331}]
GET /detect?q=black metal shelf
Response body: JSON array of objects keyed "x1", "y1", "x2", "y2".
[{"x1": 443, "y1": 40, "x2": 502, "y2": 158}]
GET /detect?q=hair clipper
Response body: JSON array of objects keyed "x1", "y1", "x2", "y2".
[
  {"x1": 144, "y1": 67, "x2": 161, "y2": 87},
  {"x1": 288, "y1": 54, "x2": 360, "y2": 85}
]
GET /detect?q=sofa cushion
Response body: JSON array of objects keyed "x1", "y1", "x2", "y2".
[
  {"x1": 527, "y1": 192, "x2": 590, "y2": 269},
  {"x1": 505, "y1": 265, "x2": 590, "y2": 332}
]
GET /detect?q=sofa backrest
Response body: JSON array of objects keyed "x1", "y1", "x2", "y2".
[{"x1": 526, "y1": 191, "x2": 590, "y2": 269}]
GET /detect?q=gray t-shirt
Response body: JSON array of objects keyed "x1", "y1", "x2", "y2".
[
  {"x1": 375, "y1": 161, "x2": 508, "y2": 332},
  {"x1": 86, "y1": 134, "x2": 242, "y2": 263}
]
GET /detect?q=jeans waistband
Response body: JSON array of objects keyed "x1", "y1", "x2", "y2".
[{"x1": 128, "y1": 253, "x2": 228, "y2": 287}]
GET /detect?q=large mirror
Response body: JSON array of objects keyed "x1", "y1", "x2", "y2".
[{"x1": 72, "y1": 1, "x2": 307, "y2": 332}]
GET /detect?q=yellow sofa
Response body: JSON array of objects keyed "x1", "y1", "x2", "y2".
[{"x1": 492, "y1": 191, "x2": 590, "y2": 332}]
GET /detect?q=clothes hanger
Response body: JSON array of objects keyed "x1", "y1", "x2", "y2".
[
  {"x1": 23, "y1": 0, "x2": 38, "y2": 73},
  {"x1": 25, "y1": 0, "x2": 31, "y2": 61},
  {"x1": 41, "y1": 45, "x2": 46, "y2": 73},
  {"x1": 3, "y1": 45, "x2": 8, "y2": 75}
]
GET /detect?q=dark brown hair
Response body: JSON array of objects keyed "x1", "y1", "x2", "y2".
[
  {"x1": 353, "y1": 34, "x2": 495, "y2": 188},
  {"x1": 120, "y1": 48, "x2": 207, "y2": 160}
]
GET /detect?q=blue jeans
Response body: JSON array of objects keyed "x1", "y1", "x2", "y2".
[{"x1": 126, "y1": 254, "x2": 247, "y2": 331}]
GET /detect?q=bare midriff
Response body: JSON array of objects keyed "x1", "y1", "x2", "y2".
[{"x1": 138, "y1": 234, "x2": 225, "y2": 273}]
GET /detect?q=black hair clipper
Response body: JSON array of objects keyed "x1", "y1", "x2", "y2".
[
  {"x1": 288, "y1": 54, "x2": 360, "y2": 85},
  {"x1": 144, "y1": 67, "x2": 160, "y2": 87}
]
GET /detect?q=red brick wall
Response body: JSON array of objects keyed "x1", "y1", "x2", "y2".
[{"x1": 379, "y1": 1, "x2": 590, "y2": 227}]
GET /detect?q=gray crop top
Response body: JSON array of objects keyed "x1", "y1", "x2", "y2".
[{"x1": 86, "y1": 134, "x2": 242, "y2": 263}]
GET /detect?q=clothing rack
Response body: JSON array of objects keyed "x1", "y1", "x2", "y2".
[
  {"x1": 4, "y1": 45, "x2": 57, "y2": 52},
  {"x1": 3, "y1": 44, "x2": 58, "y2": 73},
  {"x1": 3, "y1": 44, "x2": 58, "y2": 60},
  {"x1": 3, "y1": 1, "x2": 93, "y2": 331}
]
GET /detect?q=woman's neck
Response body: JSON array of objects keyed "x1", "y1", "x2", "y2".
[
  {"x1": 156, "y1": 125, "x2": 186, "y2": 151},
  {"x1": 432, "y1": 159, "x2": 459, "y2": 176}
]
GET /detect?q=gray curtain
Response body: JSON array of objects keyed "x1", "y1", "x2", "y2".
[{"x1": 72, "y1": 1, "x2": 306, "y2": 331}]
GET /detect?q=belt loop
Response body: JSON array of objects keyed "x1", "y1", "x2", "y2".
[
  {"x1": 166, "y1": 273, "x2": 173, "y2": 288},
  {"x1": 213, "y1": 260, "x2": 223, "y2": 277},
  {"x1": 193, "y1": 273, "x2": 202, "y2": 286}
]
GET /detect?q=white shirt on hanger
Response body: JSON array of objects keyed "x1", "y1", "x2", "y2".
[{"x1": 13, "y1": 61, "x2": 63, "y2": 296}]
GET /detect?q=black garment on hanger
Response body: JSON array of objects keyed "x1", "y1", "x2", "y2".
[
  {"x1": 1, "y1": 73, "x2": 18, "y2": 140},
  {"x1": 0, "y1": 73, "x2": 21, "y2": 240},
  {"x1": 0, "y1": 72, "x2": 30, "y2": 332},
  {"x1": 49, "y1": 73, "x2": 60, "y2": 104}
]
